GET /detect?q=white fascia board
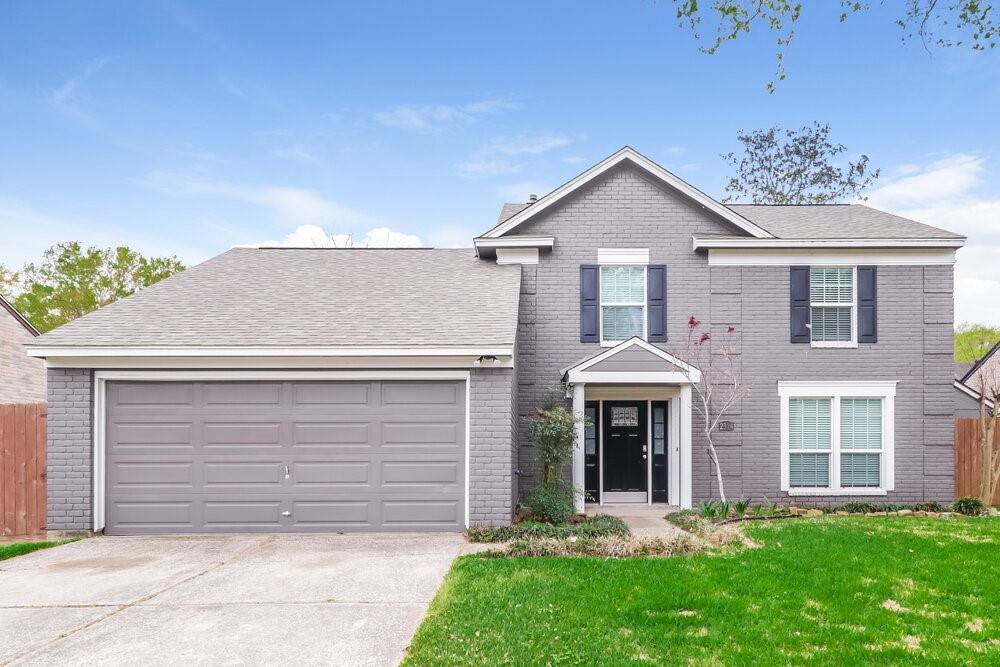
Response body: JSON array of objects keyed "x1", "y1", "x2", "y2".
[
  {"x1": 567, "y1": 370, "x2": 697, "y2": 385},
  {"x1": 597, "y1": 248, "x2": 650, "y2": 265},
  {"x1": 42, "y1": 355, "x2": 511, "y2": 369},
  {"x1": 562, "y1": 337, "x2": 701, "y2": 380},
  {"x1": 693, "y1": 236, "x2": 966, "y2": 250},
  {"x1": 778, "y1": 380, "x2": 897, "y2": 397},
  {"x1": 706, "y1": 247, "x2": 957, "y2": 266},
  {"x1": 482, "y1": 147, "x2": 773, "y2": 240},
  {"x1": 26, "y1": 345, "x2": 513, "y2": 359},
  {"x1": 93, "y1": 369, "x2": 472, "y2": 381},
  {"x1": 473, "y1": 236, "x2": 554, "y2": 249},
  {"x1": 954, "y1": 380, "x2": 996, "y2": 409}
]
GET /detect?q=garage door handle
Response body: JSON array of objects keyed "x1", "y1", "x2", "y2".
[
  {"x1": 281, "y1": 511, "x2": 291, "y2": 517},
  {"x1": 283, "y1": 465, "x2": 290, "y2": 478}
]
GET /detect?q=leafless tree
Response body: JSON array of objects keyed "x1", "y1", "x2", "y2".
[{"x1": 675, "y1": 316, "x2": 749, "y2": 502}]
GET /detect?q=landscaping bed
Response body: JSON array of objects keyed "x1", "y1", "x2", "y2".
[
  {"x1": 405, "y1": 516, "x2": 1000, "y2": 665},
  {"x1": 465, "y1": 513, "x2": 629, "y2": 543}
]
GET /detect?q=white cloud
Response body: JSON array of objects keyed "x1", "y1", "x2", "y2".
[
  {"x1": 140, "y1": 171, "x2": 379, "y2": 228},
  {"x1": 51, "y1": 56, "x2": 112, "y2": 107},
  {"x1": 375, "y1": 98, "x2": 518, "y2": 132},
  {"x1": 866, "y1": 154, "x2": 1000, "y2": 326},
  {"x1": 497, "y1": 181, "x2": 552, "y2": 201},
  {"x1": 264, "y1": 224, "x2": 422, "y2": 248},
  {"x1": 491, "y1": 134, "x2": 572, "y2": 156}
]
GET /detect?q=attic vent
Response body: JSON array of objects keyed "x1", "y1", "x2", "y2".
[{"x1": 528, "y1": 194, "x2": 537, "y2": 203}]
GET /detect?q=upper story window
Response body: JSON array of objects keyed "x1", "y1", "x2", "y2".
[
  {"x1": 779, "y1": 381, "x2": 895, "y2": 496},
  {"x1": 600, "y1": 265, "x2": 646, "y2": 343},
  {"x1": 810, "y1": 267, "x2": 856, "y2": 347}
]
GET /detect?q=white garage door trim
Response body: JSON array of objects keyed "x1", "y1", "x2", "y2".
[{"x1": 92, "y1": 369, "x2": 472, "y2": 532}]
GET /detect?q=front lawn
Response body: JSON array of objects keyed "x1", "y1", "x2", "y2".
[
  {"x1": 0, "y1": 539, "x2": 76, "y2": 561},
  {"x1": 405, "y1": 517, "x2": 1000, "y2": 665}
]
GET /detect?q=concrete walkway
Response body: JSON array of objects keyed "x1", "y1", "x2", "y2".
[
  {"x1": 587, "y1": 503, "x2": 688, "y2": 538},
  {"x1": 0, "y1": 533, "x2": 464, "y2": 666}
]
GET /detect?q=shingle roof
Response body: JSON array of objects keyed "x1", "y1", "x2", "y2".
[
  {"x1": 961, "y1": 340, "x2": 1000, "y2": 392},
  {"x1": 31, "y1": 248, "x2": 521, "y2": 349},
  {"x1": 497, "y1": 202, "x2": 530, "y2": 224},
  {"x1": 725, "y1": 204, "x2": 963, "y2": 240}
]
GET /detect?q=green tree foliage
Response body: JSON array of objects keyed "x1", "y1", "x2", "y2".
[
  {"x1": 955, "y1": 323, "x2": 1000, "y2": 362},
  {"x1": 723, "y1": 123, "x2": 880, "y2": 204},
  {"x1": 0, "y1": 243, "x2": 184, "y2": 332},
  {"x1": 671, "y1": 1, "x2": 997, "y2": 91}
]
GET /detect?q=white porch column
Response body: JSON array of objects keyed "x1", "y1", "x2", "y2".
[
  {"x1": 571, "y1": 383, "x2": 586, "y2": 514},
  {"x1": 679, "y1": 383, "x2": 693, "y2": 509}
]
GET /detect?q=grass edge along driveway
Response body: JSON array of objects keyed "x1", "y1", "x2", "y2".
[
  {"x1": 403, "y1": 517, "x2": 1000, "y2": 665},
  {"x1": 0, "y1": 539, "x2": 76, "y2": 561}
]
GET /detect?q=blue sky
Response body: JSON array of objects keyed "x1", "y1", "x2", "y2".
[{"x1": 1, "y1": 1, "x2": 999, "y2": 324}]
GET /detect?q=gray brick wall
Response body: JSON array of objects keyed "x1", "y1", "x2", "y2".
[
  {"x1": 469, "y1": 366, "x2": 517, "y2": 525},
  {"x1": 47, "y1": 368, "x2": 93, "y2": 531},
  {"x1": 0, "y1": 306, "x2": 45, "y2": 404},
  {"x1": 512, "y1": 162, "x2": 956, "y2": 505}
]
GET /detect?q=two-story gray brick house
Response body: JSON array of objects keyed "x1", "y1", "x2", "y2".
[{"x1": 27, "y1": 147, "x2": 965, "y2": 534}]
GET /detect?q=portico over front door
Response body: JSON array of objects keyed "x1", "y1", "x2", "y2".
[{"x1": 602, "y1": 401, "x2": 647, "y2": 502}]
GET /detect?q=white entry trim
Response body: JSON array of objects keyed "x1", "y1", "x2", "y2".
[
  {"x1": 91, "y1": 369, "x2": 473, "y2": 533},
  {"x1": 562, "y1": 337, "x2": 702, "y2": 384}
]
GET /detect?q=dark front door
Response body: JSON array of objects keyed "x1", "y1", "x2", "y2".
[{"x1": 602, "y1": 401, "x2": 647, "y2": 493}]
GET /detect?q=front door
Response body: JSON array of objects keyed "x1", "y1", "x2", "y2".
[{"x1": 602, "y1": 401, "x2": 647, "y2": 501}]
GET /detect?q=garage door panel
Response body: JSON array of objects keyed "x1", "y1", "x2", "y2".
[
  {"x1": 292, "y1": 461, "x2": 371, "y2": 487},
  {"x1": 203, "y1": 422, "x2": 283, "y2": 449},
  {"x1": 292, "y1": 422, "x2": 371, "y2": 446},
  {"x1": 105, "y1": 380, "x2": 466, "y2": 534},
  {"x1": 382, "y1": 382, "x2": 458, "y2": 405},
  {"x1": 110, "y1": 422, "x2": 194, "y2": 449},
  {"x1": 203, "y1": 382, "x2": 283, "y2": 406},
  {"x1": 292, "y1": 382, "x2": 371, "y2": 405}
]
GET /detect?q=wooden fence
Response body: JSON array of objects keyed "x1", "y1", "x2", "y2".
[
  {"x1": 955, "y1": 417, "x2": 1000, "y2": 505},
  {"x1": 0, "y1": 403, "x2": 47, "y2": 537}
]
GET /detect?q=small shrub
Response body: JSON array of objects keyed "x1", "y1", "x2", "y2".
[
  {"x1": 838, "y1": 501, "x2": 883, "y2": 514},
  {"x1": 528, "y1": 479, "x2": 577, "y2": 524},
  {"x1": 914, "y1": 501, "x2": 946, "y2": 512},
  {"x1": 733, "y1": 498, "x2": 751, "y2": 517},
  {"x1": 503, "y1": 534, "x2": 703, "y2": 558},
  {"x1": 666, "y1": 509, "x2": 704, "y2": 533},
  {"x1": 760, "y1": 496, "x2": 777, "y2": 516},
  {"x1": 718, "y1": 501, "x2": 732, "y2": 519},
  {"x1": 953, "y1": 497, "x2": 986, "y2": 516},
  {"x1": 698, "y1": 501, "x2": 719, "y2": 519},
  {"x1": 467, "y1": 514, "x2": 629, "y2": 543}
]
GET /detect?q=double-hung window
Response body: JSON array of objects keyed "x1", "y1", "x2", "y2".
[
  {"x1": 809, "y1": 267, "x2": 855, "y2": 346},
  {"x1": 779, "y1": 382, "x2": 895, "y2": 495},
  {"x1": 600, "y1": 265, "x2": 646, "y2": 343}
]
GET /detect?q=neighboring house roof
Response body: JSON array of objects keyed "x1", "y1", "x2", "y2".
[
  {"x1": 961, "y1": 340, "x2": 1000, "y2": 389},
  {"x1": 481, "y1": 146, "x2": 774, "y2": 240},
  {"x1": 725, "y1": 204, "x2": 964, "y2": 241},
  {"x1": 27, "y1": 248, "x2": 521, "y2": 350},
  {"x1": 0, "y1": 295, "x2": 39, "y2": 336}
]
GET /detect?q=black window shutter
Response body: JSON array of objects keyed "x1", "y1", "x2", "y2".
[
  {"x1": 580, "y1": 265, "x2": 599, "y2": 343},
  {"x1": 857, "y1": 266, "x2": 877, "y2": 343},
  {"x1": 790, "y1": 266, "x2": 810, "y2": 343},
  {"x1": 647, "y1": 265, "x2": 667, "y2": 342}
]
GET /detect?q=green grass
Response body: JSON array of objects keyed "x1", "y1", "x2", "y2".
[
  {"x1": 0, "y1": 539, "x2": 76, "y2": 561},
  {"x1": 404, "y1": 518, "x2": 1000, "y2": 665}
]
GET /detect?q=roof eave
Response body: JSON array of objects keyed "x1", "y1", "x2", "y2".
[{"x1": 692, "y1": 236, "x2": 967, "y2": 250}]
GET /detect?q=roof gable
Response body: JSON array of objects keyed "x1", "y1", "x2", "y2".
[
  {"x1": 562, "y1": 338, "x2": 701, "y2": 384},
  {"x1": 481, "y1": 147, "x2": 773, "y2": 240},
  {"x1": 1, "y1": 296, "x2": 38, "y2": 336}
]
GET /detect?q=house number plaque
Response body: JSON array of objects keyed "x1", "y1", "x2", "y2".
[{"x1": 718, "y1": 421, "x2": 736, "y2": 432}]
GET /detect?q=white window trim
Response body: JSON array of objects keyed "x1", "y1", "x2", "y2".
[
  {"x1": 779, "y1": 381, "x2": 896, "y2": 496},
  {"x1": 809, "y1": 266, "x2": 858, "y2": 349},
  {"x1": 597, "y1": 248, "x2": 650, "y2": 265},
  {"x1": 599, "y1": 264, "x2": 647, "y2": 347}
]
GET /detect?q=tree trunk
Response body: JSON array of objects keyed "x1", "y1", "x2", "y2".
[{"x1": 706, "y1": 438, "x2": 727, "y2": 503}]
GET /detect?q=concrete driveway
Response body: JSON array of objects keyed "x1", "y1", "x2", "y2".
[{"x1": 0, "y1": 533, "x2": 465, "y2": 666}]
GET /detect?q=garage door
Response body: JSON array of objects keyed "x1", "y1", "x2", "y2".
[{"x1": 104, "y1": 380, "x2": 466, "y2": 534}]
